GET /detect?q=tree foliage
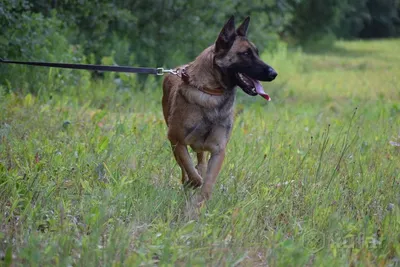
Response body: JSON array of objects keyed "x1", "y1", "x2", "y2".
[
  {"x1": 1, "y1": 0, "x2": 400, "y2": 93},
  {"x1": 359, "y1": 0, "x2": 400, "y2": 38},
  {"x1": 3, "y1": 0, "x2": 291, "y2": 67},
  {"x1": 285, "y1": 0, "x2": 346, "y2": 46}
]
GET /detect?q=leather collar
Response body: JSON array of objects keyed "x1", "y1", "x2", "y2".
[
  {"x1": 175, "y1": 65, "x2": 224, "y2": 96},
  {"x1": 198, "y1": 87, "x2": 224, "y2": 96}
]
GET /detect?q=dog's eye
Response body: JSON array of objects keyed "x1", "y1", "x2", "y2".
[{"x1": 241, "y1": 51, "x2": 250, "y2": 56}]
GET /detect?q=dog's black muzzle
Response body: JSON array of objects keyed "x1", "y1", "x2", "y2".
[
  {"x1": 266, "y1": 67, "x2": 278, "y2": 81},
  {"x1": 235, "y1": 60, "x2": 278, "y2": 82}
]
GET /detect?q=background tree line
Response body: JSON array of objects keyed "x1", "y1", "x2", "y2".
[{"x1": 1, "y1": 0, "x2": 399, "y2": 92}]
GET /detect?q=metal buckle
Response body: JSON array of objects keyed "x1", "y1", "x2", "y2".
[
  {"x1": 156, "y1": 68, "x2": 164, "y2": 75},
  {"x1": 156, "y1": 68, "x2": 178, "y2": 76}
]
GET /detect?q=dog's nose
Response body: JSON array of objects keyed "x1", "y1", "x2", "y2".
[{"x1": 269, "y1": 68, "x2": 278, "y2": 80}]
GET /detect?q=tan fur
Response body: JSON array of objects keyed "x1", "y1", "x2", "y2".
[
  {"x1": 162, "y1": 16, "x2": 276, "y2": 207},
  {"x1": 162, "y1": 44, "x2": 235, "y2": 202}
]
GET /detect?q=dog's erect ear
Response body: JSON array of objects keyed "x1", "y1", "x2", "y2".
[
  {"x1": 236, "y1": 16, "x2": 250, "y2": 37},
  {"x1": 215, "y1": 16, "x2": 236, "y2": 53}
]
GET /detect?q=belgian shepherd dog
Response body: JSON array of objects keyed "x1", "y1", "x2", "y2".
[{"x1": 162, "y1": 16, "x2": 277, "y2": 207}]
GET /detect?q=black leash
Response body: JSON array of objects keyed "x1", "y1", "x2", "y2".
[{"x1": 0, "y1": 58, "x2": 177, "y2": 75}]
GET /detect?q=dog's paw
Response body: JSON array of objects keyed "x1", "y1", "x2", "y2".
[
  {"x1": 195, "y1": 163, "x2": 207, "y2": 178},
  {"x1": 183, "y1": 194, "x2": 206, "y2": 220},
  {"x1": 196, "y1": 196, "x2": 206, "y2": 209},
  {"x1": 184, "y1": 175, "x2": 203, "y2": 188}
]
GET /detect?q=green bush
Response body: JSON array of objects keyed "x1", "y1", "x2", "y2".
[
  {"x1": 1, "y1": 1, "x2": 290, "y2": 94},
  {"x1": 2, "y1": 0, "x2": 400, "y2": 95},
  {"x1": 0, "y1": 3, "x2": 87, "y2": 94},
  {"x1": 285, "y1": 0, "x2": 346, "y2": 49}
]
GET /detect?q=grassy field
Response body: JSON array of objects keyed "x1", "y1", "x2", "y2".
[{"x1": 1, "y1": 39, "x2": 400, "y2": 266}]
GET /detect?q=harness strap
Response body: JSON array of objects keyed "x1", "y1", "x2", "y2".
[{"x1": 0, "y1": 58, "x2": 176, "y2": 75}]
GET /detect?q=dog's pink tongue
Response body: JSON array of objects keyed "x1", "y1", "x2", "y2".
[{"x1": 252, "y1": 79, "x2": 271, "y2": 101}]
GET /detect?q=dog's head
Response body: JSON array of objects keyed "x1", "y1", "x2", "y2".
[{"x1": 214, "y1": 16, "x2": 277, "y2": 100}]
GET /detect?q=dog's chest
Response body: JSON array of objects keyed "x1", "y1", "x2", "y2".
[
  {"x1": 183, "y1": 102, "x2": 234, "y2": 151},
  {"x1": 170, "y1": 87, "x2": 236, "y2": 151},
  {"x1": 193, "y1": 93, "x2": 234, "y2": 128}
]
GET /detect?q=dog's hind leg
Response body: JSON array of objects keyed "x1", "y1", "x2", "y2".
[
  {"x1": 171, "y1": 143, "x2": 203, "y2": 188},
  {"x1": 171, "y1": 148, "x2": 188, "y2": 184},
  {"x1": 195, "y1": 152, "x2": 208, "y2": 178},
  {"x1": 170, "y1": 144, "x2": 189, "y2": 184},
  {"x1": 177, "y1": 164, "x2": 188, "y2": 185}
]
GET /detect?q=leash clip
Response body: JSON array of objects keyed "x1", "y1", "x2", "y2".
[{"x1": 156, "y1": 68, "x2": 178, "y2": 76}]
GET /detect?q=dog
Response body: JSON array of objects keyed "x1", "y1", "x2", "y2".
[{"x1": 162, "y1": 16, "x2": 277, "y2": 206}]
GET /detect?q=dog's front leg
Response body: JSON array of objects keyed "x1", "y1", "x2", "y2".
[
  {"x1": 200, "y1": 148, "x2": 226, "y2": 202},
  {"x1": 172, "y1": 143, "x2": 203, "y2": 188},
  {"x1": 196, "y1": 152, "x2": 208, "y2": 178}
]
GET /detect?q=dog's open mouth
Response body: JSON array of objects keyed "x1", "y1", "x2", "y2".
[{"x1": 236, "y1": 73, "x2": 271, "y2": 101}]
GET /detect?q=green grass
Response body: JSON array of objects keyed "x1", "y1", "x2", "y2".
[{"x1": 1, "y1": 39, "x2": 400, "y2": 266}]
